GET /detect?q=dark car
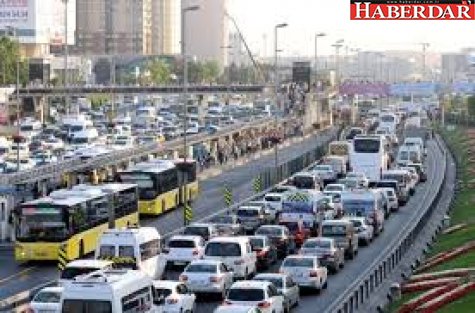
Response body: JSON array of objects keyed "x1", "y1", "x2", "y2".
[
  {"x1": 255, "y1": 225, "x2": 296, "y2": 258},
  {"x1": 209, "y1": 214, "x2": 243, "y2": 236},
  {"x1": 279, "y1": 221, "x2": 311, "y2": 247},
  {"x1": 371, "y1": 180, "x2": 408, "y2": 205},
  {"x1": 248, "y1": 235, "x2": 278, "y2": 270},
  {"x1": 407, "y1": 163, "x2": 427, "y2": 182}
]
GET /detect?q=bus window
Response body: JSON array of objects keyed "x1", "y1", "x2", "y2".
[
  {"x1": 139, "y1": 239, "x2": 160, "y2": 261},
  {"x1": 121, "y1": 286, "x2": 152, "y2": 313},
  {"x1": 119, "y1": 246, "x2": 135, "y2": 258},
  {"x1": 99, "y1": 245, "x2": 115, "y2": 258}
]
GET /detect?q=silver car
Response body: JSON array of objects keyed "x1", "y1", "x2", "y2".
[
  {"x1": 299, "y1": 237, "x2": 345, "y2": 274},
  {"x1": 253, "y1": 273, "x2": 300, "y2": 313}
]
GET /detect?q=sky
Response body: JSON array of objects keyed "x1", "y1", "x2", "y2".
[{"x1": 228, "y1": 0, "x2": 474, "y2": 57}]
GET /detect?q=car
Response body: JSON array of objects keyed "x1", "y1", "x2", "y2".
[
  {"x1": 278, "y1": 220, "x2": 311, "y2": 247},
  {"x1": 152, "y1": 280, "x2": 196, "y2": 313},
  {"x1": 253, "y1": 273, "x2": 300, "y2": 313},
  {"x1": 320, "y1": 220, "x2": 359, "y2": 260},
  {"x1": 183, "y1": 223, "x2": 219, "y2": 241},
  {"x1": 323, "y1": 183, "x2": 346, "y2": 196},
  {"x1": 236, "y1": 206, "x2": 271, "y2": 233},
  {"x1": 309, "y1": 164, "x2": 337, "y2": 185},
  {"x1": 269, "y1": 184, "x2": 297, "y2": 194},
  {"x1": 246, "y1": 201, "x2": 278, "y2": 223},
  {"x1": 299, "y1": 237, "x2": 345, "y2": 274},
  {"x1": 342, "y1": 216, "x2": 374, "y2": 246},
  {"x1": 345, "y1": 172, "x2": 369, "y2": 188},
  {"x1": 164, "y1": 235, "x2": 205, "y2": 267},
  {"x1": 210, "y1": 214, "x2": 244, "y2": 236},
  {"x1": 379, "y1": 187, "x2": 399, "y2": 212},
  {"x1": 28, "y1": 286, "x2": 63, "y2": 313},
  {"x1": 255, "y1": 225, "x2": 296, "y2": 258},
  {"x1": 59, "y1": 259, "x2": 114, "y2": 284},
  {"x1": 263, "y1": 192, "x2": 284, "y2": 214},
  {"x1": 400, "y1": 166, "x2": 419, "y2": 193},
  {"x1": 407, "y1": 162, "x2": 427, "y2": 182},
  {"x1": 203, "y1": 236, "x2": 257, "y2": 279},
  {"x1": 248, "y1": 235, "x2": 278, "y2": 270},
  {"x1": 213, "y1": 305, "x2": 263, "y2": 313},
  {"x1": 179, "y1": 259, "x2": 234, "y2": 298},
  {"x1": 225, "y1": 281, "x2": 284, "y2": 313},
  {"x1": 279, "y1": 255, "x2": 328, "y2": 291}
]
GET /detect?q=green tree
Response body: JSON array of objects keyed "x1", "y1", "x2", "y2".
[
  {"x1": 0, "y1": 36, "x2": 28, "y2": 85},
  {"x1": 467, "y1": 95, "x2": 475, "y2": 118},
  {"x1": 146, "y1": 59, "x2": 171, "y2": 85},
  {"x1": 202, "y1": 60, "x2": 220, "y2": 83}
]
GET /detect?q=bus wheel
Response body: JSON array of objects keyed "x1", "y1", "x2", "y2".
[{"x1": 79, "y1": 240, "x2": 84, "y2": 258}]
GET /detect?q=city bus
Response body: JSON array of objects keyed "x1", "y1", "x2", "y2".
[
  {"x1": 175, "y1": 158, "x2": 199, "y2": 205},
  {"x1": 14, "y1": 183, "x2": 139, "y2": 262},
  {"x1": 350, "y1": 135, "x2": 389, "y2": 182},
  {"x1": 117, "y1": 159, "x2": 179, "y2": 216}
]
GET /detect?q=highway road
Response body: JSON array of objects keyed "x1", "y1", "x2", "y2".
[
  {"x1": 0, "y1": 128, "x2": 337, "y2": 303},
  {"x1": 177, "y1": 136, "x2": 444, "y2": 313}
]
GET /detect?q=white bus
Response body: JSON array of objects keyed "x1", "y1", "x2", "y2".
[
  {"x1": 60, "y1": 269, "x2": 157, "y2": 313},
  {"x1": 95, "y1": 227, "x2": 165, "y2": 279},
  {"x1": 350, "y1": 135, "x2": 389, "y2": 182}
]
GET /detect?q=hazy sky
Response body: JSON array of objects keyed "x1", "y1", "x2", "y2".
[{"x1": 228, "y1": 0, "x2": 474, "y2": 57}]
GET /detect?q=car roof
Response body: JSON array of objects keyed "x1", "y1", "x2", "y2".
[
  {"x1": 208, "y1": 236, "x2": 249, "y2": 243},
  {"x1": 187, "y1": 259, "x2": 221, "y2": 266},
  {"x1": 152, "y1": 280, "x2": 182, "y2": 289},
  {"x1": 322, "y1": 219, "x2": 351, "y2": 226},
  {"x1": 35, "y1": 286, "x2": 63, "y2": 294},
  {"x1": 247, "y1": 235, "x2": 268, "y2": 241},
  {"x1": 254, "y1": 273, "x2": 286, "y2": 280},
  {"x1": 284, "y1": 255, "x2": 317, "y2": 261},
  {"x1": 305, "y1": 237, "x2": 334, "y2": 243},
  {"x1": 231, "y1": 280, "x2": 272, "y2": 289},
  {"x1": 214, "y1": 305, "x2": 258, "y2": 313},
  {"x1": 65, "y1": 259, "x2": 113, "y2": 268},
  {"x1": 169, "y1": 235, "x2": 202, "y2": 242}
]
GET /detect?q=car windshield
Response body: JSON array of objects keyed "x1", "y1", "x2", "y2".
[
  {"x1": 60, "y1": 267, "x2": 101, "y2": 280},
  {"x1": 256, "y1": 227, "x2": 282, "y2": 236},
  {"x1": 353, "y1": 139, "x2": 380, "y2": 153},
  {"x1": 33, "y1": 291, "x2": 61, "y2": 303},
  {"x1": 169, "y1": 240, "x2": 196, "y2": 248},
  {"x1": 265, "y1": 196, "x2": 281, "y2": 202},
  {"x1": 249, "y1": 238, "x2": 265, "y2": 249},
  {"x1": 62, "y1": 300, "x2": 112, "y2": 313},
  {"x1": 227, "y1": 288, "x2": 265, "y2": 302},
  {"x1": 184, "y1": 226, "x2": 209, "y2": 238},
  {"x1": 205, "y1": 242, "x2": 241, "y2": 257},
  {"x1": 399, "y1": 151, "x2": 409, "y2": 160},
  {"x1": 303, "y1": 240, "x2": 331, "y2": 249},
  {"x1": 255, "y1": 277, "x2": 283, "y2": 288},
  {"x1": 210, "y1": 216, "x2": 234, "y2": 224},
  {"x1": 185, "y1": 263, "x2": 217, "y2": 273},
  {"x1": 322, "y1": 225, "x2": 347, "y2": 236},
  {"x1": 282, "y1": 258, "x2": 314, "y2": 268},
  {"x1": 325, "y1": 185, "x2": 342, "y2": 191},
  {"x1": 237, "y1": 209, "x2": 259, "y2": 217}
]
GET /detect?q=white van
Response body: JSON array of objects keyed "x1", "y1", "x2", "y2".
[
  {"x1": 95, "y1": 227, "x2": 165, "y2": 279},
  {"x1": 396, "y1": 146, "x2": 422, "y2": 167},
  {"x1": 60, "y1": 269, "x2": 157, "y2": 313},
  {"x1": 203, "y1": 236, "x2": 257, "y2": 279},
  {"x1": 403, "y1": 137, "x2": 426, "y2": 156}
]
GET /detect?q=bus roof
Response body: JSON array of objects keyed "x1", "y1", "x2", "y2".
[{"x1": 124, "y1": 159, "x2": 176, "y2": 174}]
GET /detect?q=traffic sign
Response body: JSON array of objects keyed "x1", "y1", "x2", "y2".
[
  {"x1": 253, "y1": 176, "x2": 262, "y2": 193},
  {"x1": 184, "y1": 204, "x2": 193, "y2": 225},
  {"x1": 223, "y1": 185, "x2": 233, "y2": 207},
  {"x1": 58, "y1": 244, "x2": 68, "y2": 271}
]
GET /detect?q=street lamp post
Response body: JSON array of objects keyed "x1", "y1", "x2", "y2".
[
  {"x1": 221, "y1": 45, "x2": 233, "y2": 105},
  {"x1": 273, "y1": 22, "x2": 288, "y2": 170},
  {"x1": 181, "y1": 5, "x2": 199, "y2": 226},
  {"x1": 314, "y1": 33, "x2": 326, "y2": 87},
  {"x1": 331, "y1": 39, "x2": 344, "y2": 87}
]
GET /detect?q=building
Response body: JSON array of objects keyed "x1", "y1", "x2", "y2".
[
  {"x1": 0, "y1": 0, "x2": 76, "y2": 58},
  {"x1": 75, "y1": 0, "x2": 153, "y2": 56},
  {"x1": 152, "y1": 0, "x2": 180, "y2": 55},
  {"x1": 182, "y1": 0, "x2": 229, "y2": 66},
  {"x1": 441, "y1": 53, "x2": 468, "y2": 82}
]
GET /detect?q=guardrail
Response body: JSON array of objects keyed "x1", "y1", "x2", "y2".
[
  {"x1": 323, "y1": 134, "x2": 448, "y2": 313},
  {"x1": 0, "y1": 126, "x2": 337, "y2": 313},
  {"x1": 0, "y1": 116, "x2": 286, "y2": 186}
]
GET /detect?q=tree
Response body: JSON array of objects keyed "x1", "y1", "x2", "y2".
[
  {"x1": 0, "y1": 36, "x2": 28, "y2": 86},
  {"x1": 202, "y1": 60, "x2": 220, "y2": 83},
  {"x1": 467, "y1": 95, "x2": 475, "y2": 118},
  {"x1": 146, "y1": 59, "x2": 171, "y2": 85}
]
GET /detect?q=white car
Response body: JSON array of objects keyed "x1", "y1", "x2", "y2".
[
  {"x1": 400, "y1": 166, "x2": 419, "y2": 193},
  {"x1": 253, "y1": 273, "x2": 300, "y2": 312},
  {"x1": 323, "y1": 183, "x2": 346, "y2": 196},
  {"x1": 310, "y1": 164, "x2": 337, "y2": 182},
  {"x1": 152, "y1": 280, "x2": 196, "y2": 313},
  {"x1": 164, "y1": 235, "x2": 205, "y2": 267},
  {"x1": 263, "y1": 192, "x2": 284, "y2": 213},
  {"x1": 179, "y1": 259, "x2": 234, "y2": 298},
  {"x1": 28, "y1": 286, "x2": 63, "y2": 313},
  {"x1": 279, "y1": 255, "x2": 328, "y2": 290},
  {"x1": 214, "y1": 305, "x2": 263, "y2": 313},
  {"x1": 225, "y1": 281, "x2": 284, "y2": 313},
  {"x1": 379, "y1": 187, "x2": 399, "y2": 212},
  {"x1": 342, "y1": 216, "x2": 374, "y2": 246},
  {"x1": 345, "y1": 172, "x2": 369, "y2": 188}
]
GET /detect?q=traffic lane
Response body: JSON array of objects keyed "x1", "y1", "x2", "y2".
[
  {"x1": 0, "y1": 250, "x2": 57, "y2": 300},
  {"x1": 144, "y1": 130, "x2": 336, "y2": 234},
  {"x1": 294, "y1": 140, "x2": 440, "y2": 312},
  {"x1": 0, "y1": 130, "x2": 334, "y2": 301},
  {"x1": 171, "y1": 139, "x2": 440, "y2": 313}
]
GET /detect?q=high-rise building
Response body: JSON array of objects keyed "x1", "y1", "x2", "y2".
[
  {"x1": 152, "y1": 0, "x2": 180, "y2": 55},
  {"x1": 75, "y1": 0, "x2": 153, "y2": 55},
  {"x1": 182, "y1": 0, "x2": 229, "y2": 66}
]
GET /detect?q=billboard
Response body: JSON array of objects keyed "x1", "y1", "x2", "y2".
[{"x1": 0, "y1": 0, "x2": 35, "y2": 43}]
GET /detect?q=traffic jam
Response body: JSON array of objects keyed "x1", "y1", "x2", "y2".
[{"x1": 26, "y1": 106, "x2": 429, "y2": 313}]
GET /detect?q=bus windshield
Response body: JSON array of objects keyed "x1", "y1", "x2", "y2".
[
  {"x1": 16, "y1": 206, "x2": 67, "y2": 242},
  {"x1": 353, "y1": 139, "x2": 380, "y2": 153},
  {"x1": 118, "y1": 173, "x2": 156, "y2": 200}
]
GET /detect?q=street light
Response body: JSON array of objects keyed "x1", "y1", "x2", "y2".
[
  {"x1": 273, "y1": 22, "x2": 288, "y2": 171},
  {"x1": 314, "y1": 32, "x2": 326, "y2": 86},
  {"x1": 221, "y1": 45, "x2": 233, "y2": 105},
  {"x1": 331, "y1": 39, "x2": 344, "y2": 86},
  {"x1": 181, "y1": 4, "x2": 199, "y2": 226}
]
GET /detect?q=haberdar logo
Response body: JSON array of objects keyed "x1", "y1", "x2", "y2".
[{"x1": 350, "y1": 0, "x2": 475, "y2": 20}]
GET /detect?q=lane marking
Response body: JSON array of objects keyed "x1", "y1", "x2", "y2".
[{"x1": 0, "y1": 267, "x2": 36, "y2": 286}]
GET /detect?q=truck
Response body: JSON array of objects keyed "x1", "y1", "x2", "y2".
[{"x1": 340, "y1": 190, "x2": 385, "y2": 235}]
